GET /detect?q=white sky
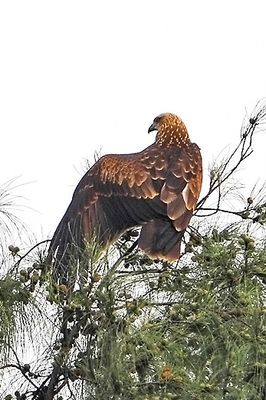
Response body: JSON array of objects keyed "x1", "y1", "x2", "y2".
[{"x1": 1, "y1": 1, "x2": 266, "y2": 244}]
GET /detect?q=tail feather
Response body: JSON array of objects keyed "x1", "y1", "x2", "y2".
[{"x1": 47, "y1": 213, "x2": 85, "y2": 285}]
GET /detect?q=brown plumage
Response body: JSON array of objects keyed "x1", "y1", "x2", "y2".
[{"x1": 48, "y1": 113, "x2": 202, "y2": 280}]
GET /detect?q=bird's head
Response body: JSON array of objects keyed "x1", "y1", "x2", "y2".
[{"x1": 148, "y1": 113, "x2": 190, "y2": 147}]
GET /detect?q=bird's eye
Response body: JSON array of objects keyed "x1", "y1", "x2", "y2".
[{"x1": 154, "y1": 116, "x2": 161, "y2": 124}]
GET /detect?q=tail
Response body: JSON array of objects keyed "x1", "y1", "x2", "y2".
[
  {"x1": 138, "y1": 219, "x2": 184, "y2": 262},
  {"x1": 47, "y1": 212, "x2": 85, "y2": 286}
]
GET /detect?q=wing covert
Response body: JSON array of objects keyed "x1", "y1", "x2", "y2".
[
  {"x1": 160, "y1": 143, "x2": 202, "y2": 231},
  {"x1": 74, "y1": 147, "x2": 167, "y2": 209},
  {"x1": 48, "y1": 145, "x2": 170, "y2": 269}
]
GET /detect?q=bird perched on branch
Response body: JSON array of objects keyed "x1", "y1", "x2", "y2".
[{"x1": 48, "y1": 113, "x2": 202, "y2": 281}]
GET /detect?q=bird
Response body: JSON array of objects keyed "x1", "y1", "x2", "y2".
[{"x1": 48, "y1": 113, "x2": 202, "y2": 282}]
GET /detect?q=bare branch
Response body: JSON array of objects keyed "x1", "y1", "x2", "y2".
[{"x1": 196, "y1": 99, "x2": 266, "y2": 215}]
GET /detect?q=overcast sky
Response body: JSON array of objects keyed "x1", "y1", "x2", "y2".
[{"x1": 1, "y1": 1, "x2": 266, "y2": 244}]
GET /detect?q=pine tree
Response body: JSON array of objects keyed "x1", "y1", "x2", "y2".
[{"x1": 0, "y1": 100, "x2": 266, "y2": 400}]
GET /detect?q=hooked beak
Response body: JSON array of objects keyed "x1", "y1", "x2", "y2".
[{"x1": 148, "y1": 123, "x2": 157, "y2": 133}]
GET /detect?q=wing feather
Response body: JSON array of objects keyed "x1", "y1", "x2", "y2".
[
  {"x1": 48, "y1": 145, "x2": 168, "y2": 265},
  {"x1": 160, "y1": 143, "x2": 202, "y2": 231},
  {"x1": 48, "y1": 138, "x2": 202, "y2": 278}
]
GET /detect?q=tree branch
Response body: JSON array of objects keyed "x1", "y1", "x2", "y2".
[{"x1": 196, "y1": 99, "x2": 266, "y2": 214}]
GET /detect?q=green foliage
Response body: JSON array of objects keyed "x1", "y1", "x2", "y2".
[
  {"x1": 3, "y1": 226, "x2": 264, "y2": 400},
  {"x1": 67, "y1": 229, "x2": 265, "y2": 400},
  {"x1": 1, "y1": 204, "x2": 266, "y2": 400},
  {"x1": 1, "y1": 100, "x2": 266, "y2": 399},
  {"x1": 0, "y1": 276, "x2": 31, "y2": 351}
]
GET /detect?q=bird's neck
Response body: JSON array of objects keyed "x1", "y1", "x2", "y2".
[{"x1": 156, "y1": 124, "x2": 190, "y2": 147}]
